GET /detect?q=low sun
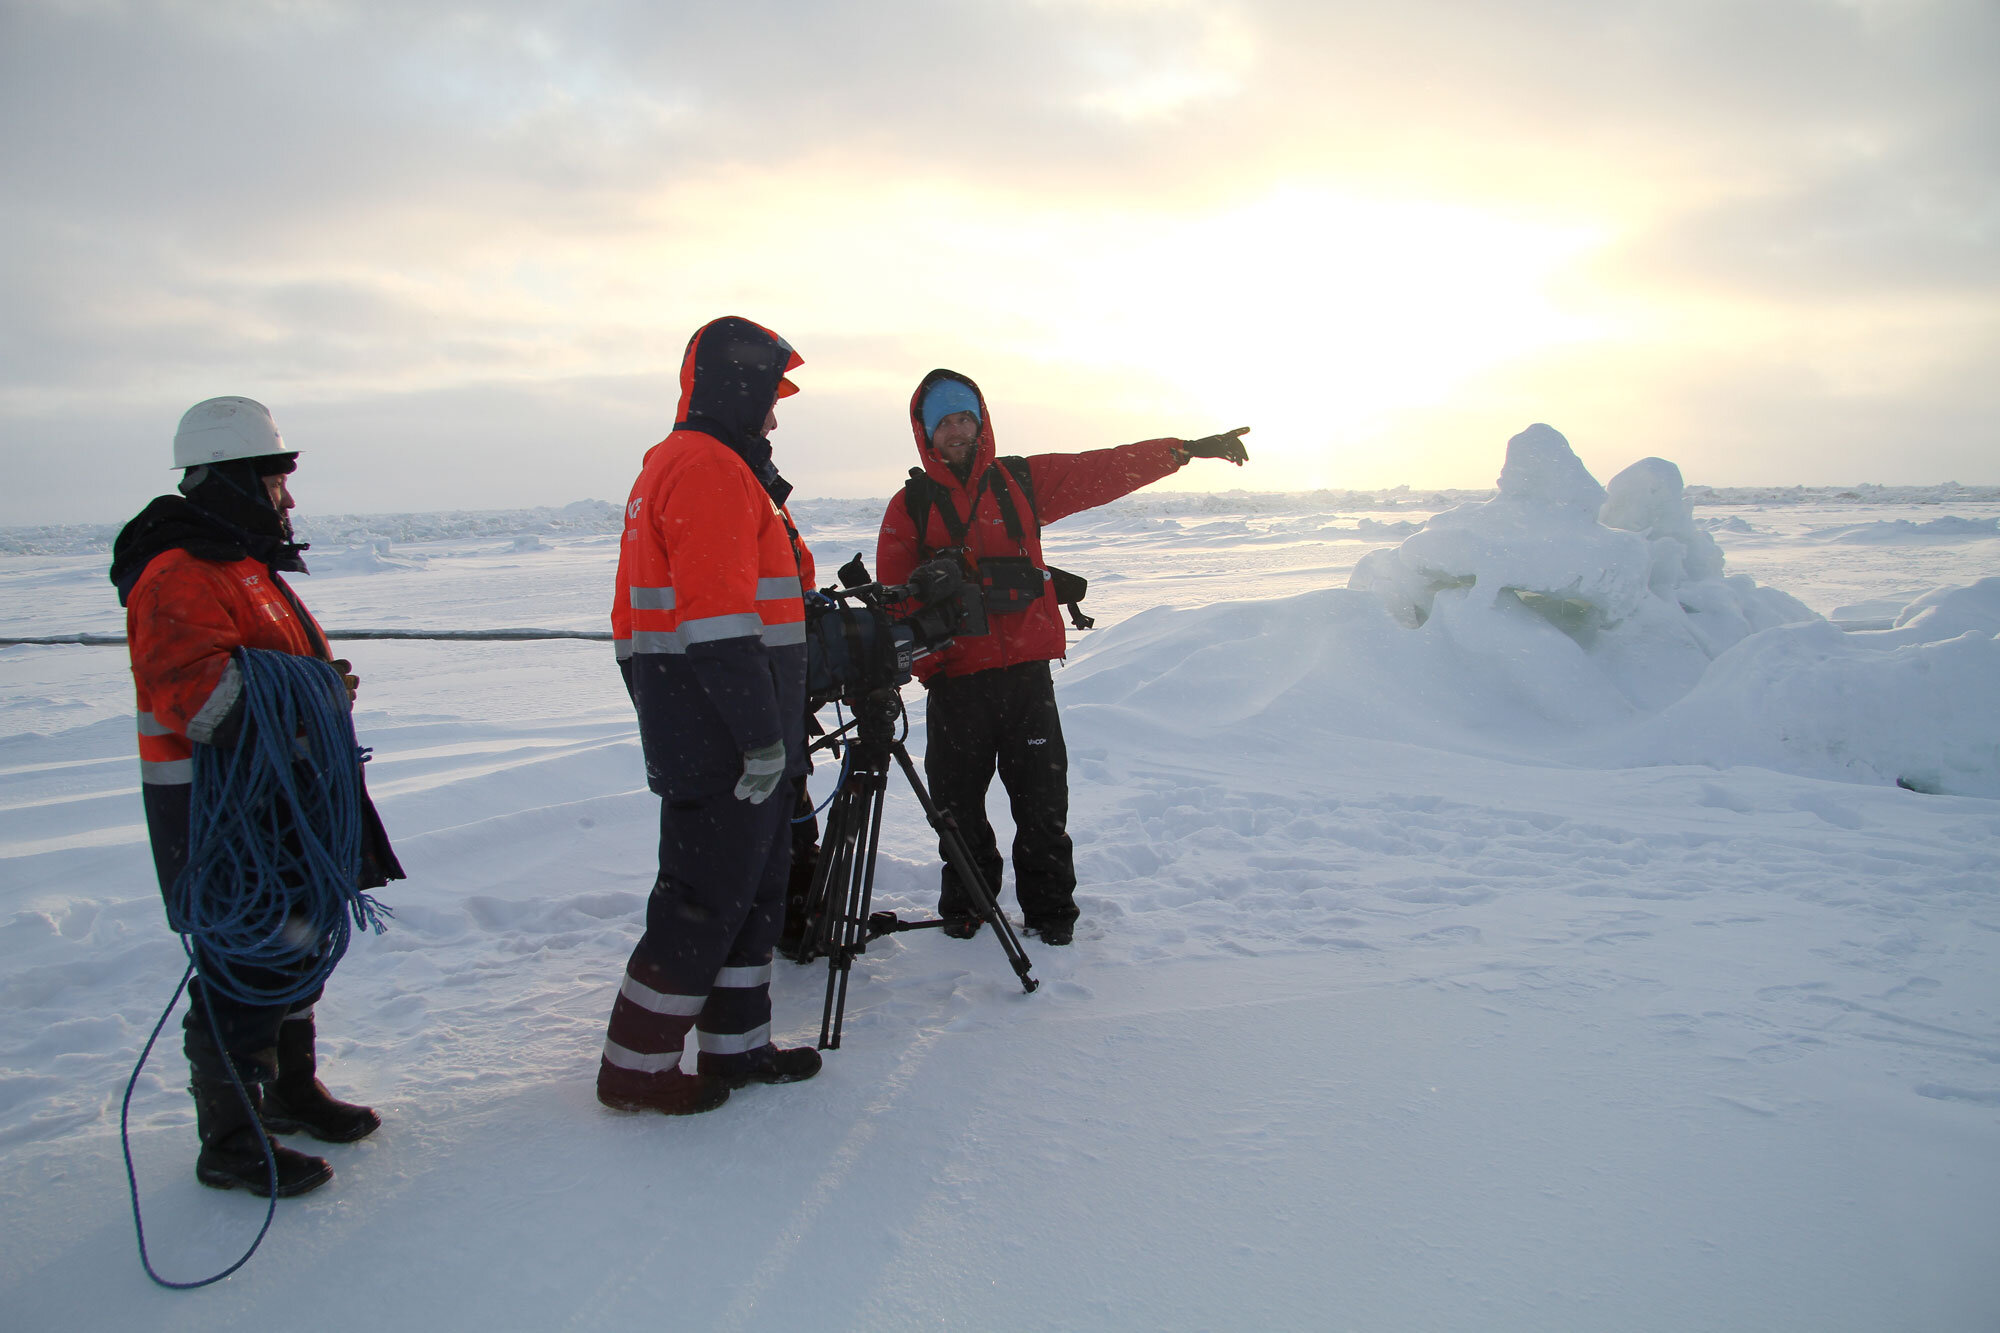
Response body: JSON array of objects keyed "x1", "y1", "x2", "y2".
[{"x1": 1037, "y1": 187, "x2": 1608, "y2": 488}]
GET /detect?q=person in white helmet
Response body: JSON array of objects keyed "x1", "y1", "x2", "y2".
[{"x1": 110, "y1": 397, "x2": 403, "y2": 1198}]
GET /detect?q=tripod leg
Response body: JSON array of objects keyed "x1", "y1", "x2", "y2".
[
  {"x1": 890, "y1": 741, "x2": 1038, "y2": 994},
  {"x1": 818, "y1": 764, "x2": 891, "y2": 1050},
  {"x1": 795, "y1": 780, "x2": 859, "y2": 966}
]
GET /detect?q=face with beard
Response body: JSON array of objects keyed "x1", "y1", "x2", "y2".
[
  {"x1": 931, "y1": 410, "x2": 979, "y2": 481},
  {"x1": 262, "y1": 470, "x2": 297, "y2": 542},
  {"x1": 174, "y1": 454, "x2": 306, "y2": 569}
]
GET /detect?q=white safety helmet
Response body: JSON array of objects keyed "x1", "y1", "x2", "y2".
[{"x1": 172, "y1": 396, "x2": 292, "y2": 469}]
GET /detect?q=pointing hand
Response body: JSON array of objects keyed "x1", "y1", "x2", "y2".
[{"x1": 1180, "y1": 427, "x2": 1250, "y2": 466}]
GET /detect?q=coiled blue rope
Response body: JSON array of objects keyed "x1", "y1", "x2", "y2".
[
  {"x1": 124, "y1": 647, "x2": 390, "y2": 1289},
  {"x1": 171, "y1": 649, "x2": 390, "y2": 998}
]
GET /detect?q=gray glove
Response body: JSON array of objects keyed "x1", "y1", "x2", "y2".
[
  {"x1": 733, "y1": 740, "x2": 787, "y2": 804},
  {"x1": 1181, "y1": 427, "x2": 1250, "y2": 465}
]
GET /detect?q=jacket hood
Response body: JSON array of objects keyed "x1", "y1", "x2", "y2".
[
  {"x1": 909, "y1": 369, "x2": 996, "y2": 493},
  {"x1": 109, "y1": 496, "x2": 248, "y2": 604},
  {"x1": 672, "y1": 316, "x2": 802, "y2": 505}
]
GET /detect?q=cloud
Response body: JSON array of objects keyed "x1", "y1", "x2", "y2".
[{"x1": 2, "y1": 0, "x2": 1996, "y2": 525}]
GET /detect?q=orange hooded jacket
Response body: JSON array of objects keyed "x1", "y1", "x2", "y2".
[{"x1": 611, "y1": 317, "x2": 815, "y2": 800}]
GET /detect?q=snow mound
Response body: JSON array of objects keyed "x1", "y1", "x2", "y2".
[
  {"x1": 1066, "y1": 426, "x2": 1998, "y2": 796},
  {"x1": 1348, "y1": 426, "x2": 1815, "y2": 710},
  {"x1": 1349, "y1": 426, "x2": 1651, "y2": 631},
  {"x1": 1593, "y1": 586, "x2": 2000, "y2": 797},
  {"x1": 1886, "y1": 575, "x2": 2000, "y2": 642},
  {"x1": 1064, "y1": 584, "x2": 1645, "y2": 757},
  {"x1": 307, "y1": 541, "x2": 424, "y2": 577},
  {"x1": 1067, "y1": 573, "x2": 2000, "y2": 797},
  {"x1": 1809, "y1": 516, "x2": 2000, "y2": 544}
]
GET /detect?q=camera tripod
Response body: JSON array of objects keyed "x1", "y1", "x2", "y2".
[{"x1": 793, "y1": 685, "x2": 1038, "y2": 1048}]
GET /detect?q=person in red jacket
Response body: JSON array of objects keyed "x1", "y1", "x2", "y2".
[
  {"x1": 876, "y1": 370, "x2": 1248, "y2": 946},
  {"x1": 110, "y1": 396, "x2": 402, "y2": 1198},
  {"x1": 596, "y1": 316, "x2": 824, "y2": 1118}
]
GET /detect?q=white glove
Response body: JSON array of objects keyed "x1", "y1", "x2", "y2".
[{"x1": 733, "y1": 741, "x2": 787, "y2": 804}]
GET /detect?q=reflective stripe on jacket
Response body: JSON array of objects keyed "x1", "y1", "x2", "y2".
[{"x1": 612, "y1": 431, "x2": 811, "y2": 800}]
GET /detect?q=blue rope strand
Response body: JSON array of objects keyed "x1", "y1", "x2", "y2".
[{"x1": 121, "y1": 964, "x2": 279, "y2": 1290}]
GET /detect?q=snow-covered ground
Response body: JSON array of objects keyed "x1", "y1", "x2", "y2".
[{"x1": 3, "y1": 435, "x2": 1998, "y2": 1330}]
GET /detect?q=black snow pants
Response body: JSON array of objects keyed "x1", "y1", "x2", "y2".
[{"x1": 924, "y1": 659, "x2": 1077, "y2": 930}]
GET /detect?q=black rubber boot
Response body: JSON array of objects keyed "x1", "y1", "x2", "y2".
[
  {"x1": 260, "y1": 1016, "x2": 381, "y2": 1144},
  {"x1": 191, "y1": 1075, "x2": 333, "y2": 1198},
  {"x1": 715, "y1": 1044, "x2": 822, "y2": 1088}
]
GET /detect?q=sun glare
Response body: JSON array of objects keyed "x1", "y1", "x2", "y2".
[{"x1": 1046, "y1": 189, "x2": 1607, "y2": 488}]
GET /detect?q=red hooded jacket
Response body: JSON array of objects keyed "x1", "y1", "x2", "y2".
[{"x1": 875, "y1": 370, "x2": 1183, "y2": 683}]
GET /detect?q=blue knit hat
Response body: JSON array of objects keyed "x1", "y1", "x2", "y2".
[{"x1": 921, "y1": 379, "x2": 982, "y2": 441}]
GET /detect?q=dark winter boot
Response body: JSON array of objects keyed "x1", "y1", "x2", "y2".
[
  {"x1": 191, "y1": 1075, "x2": 333, "y2": 1198},
  {"x1": 260, "y1": 1016, "x2": 381, "y2": 1144},
  {"x1": 1027, "y1": 920, "x2": 1074, "y2": 946},
  {"x1": 711, "y1": 1044, "x2": 822, "y2": 1089},
  {"x1": 596, "y1": 1063, "x2": 732, "y2": 1116},
  {"x1": 940, "y1": 915, "x2": 983, "y2": 940}
]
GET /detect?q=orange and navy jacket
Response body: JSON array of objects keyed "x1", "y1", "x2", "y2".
[
  {"x1": 111, "y1": 507, "x2": 339, "y2": 907},
  {"x1": 111, "y1": 493, "x2": 402, "y2": 910},
  {"x1": 611, "y1": 317, "x2": 812, "y2": 800},
  {"x1": 126, "y1": 549, "x2": 329, "y2": 785},
  {"x1": 876, "y1": 369, "x2": 1183, "y2": 683}
]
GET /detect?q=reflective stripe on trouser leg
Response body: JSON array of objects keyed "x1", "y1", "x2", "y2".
[
  {"x1": 601, "y1": 966, "x2": 704, "y2": 1074},
  {"x1": 605, "y1": 785, "x2": 790, "y2": 1080},
  {"x1": 695, "y1": 963, "x2": 774, "y2": 1059},
  {"x1": 694, "y1": 808, "x2": 791, "y2": 1078}
]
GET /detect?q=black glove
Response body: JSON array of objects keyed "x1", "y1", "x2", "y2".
[{"x1": 1181, "y1": 427, "x2": 1250, "y2": 465}]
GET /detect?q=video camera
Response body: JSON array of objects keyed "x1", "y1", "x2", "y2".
[{"x1": 804, "y1": 554, "x2": 986, "y2": 708}]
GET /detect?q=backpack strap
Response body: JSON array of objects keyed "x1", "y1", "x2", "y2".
[
  {"x1": 904, "y1": 468, "x2": 970, "y2": 558},
  {"x1": 998, "y1": 455, "x2": 1037, "y2": 530},
  {"x1": 993, "y1": 456, "x2": 1094, "y2": 630},
  {"x1": 985, "y1": 464, "x2": 1028, "y2": 547}
]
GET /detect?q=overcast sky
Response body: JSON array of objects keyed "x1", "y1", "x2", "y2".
[{"x1": 3, "y1": 0, "x2": 1995, "y2": 524}]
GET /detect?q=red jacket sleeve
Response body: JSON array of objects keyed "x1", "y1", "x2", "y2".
[{"x1": 1023, "y1": 439, "x2": 1183, "y2": 525}]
